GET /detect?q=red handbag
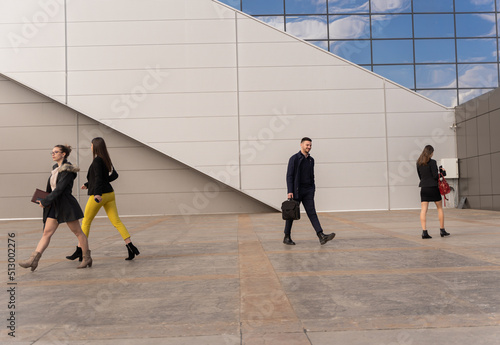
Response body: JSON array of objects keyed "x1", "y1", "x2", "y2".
[{"x1": 438, "y1": 173, "x2": 451, "y2": 205}]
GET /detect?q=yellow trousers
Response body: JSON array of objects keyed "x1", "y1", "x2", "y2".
[{"x1": 81, "y1": 191, "x2": 130, "y2": 240}]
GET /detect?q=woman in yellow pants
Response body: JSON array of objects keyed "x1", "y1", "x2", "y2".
[{"x1": 66, "y1": 137, "x2": 140, "y2": 261}]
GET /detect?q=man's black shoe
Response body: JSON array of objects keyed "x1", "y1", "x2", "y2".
[
  {"x1": 283, "y1": 236, "x2": 296, "y2": 245},
  {"x1": 318, "y1": 232, "x2": 335, "y2": 245}
]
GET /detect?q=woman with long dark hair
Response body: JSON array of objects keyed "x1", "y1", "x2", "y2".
[
  {"x1": 19, "y1": 145, "x2": 92, "y2": 271},
  {"x1": 66, "y1": 137, "x2": 140, "y2": 261},
  {"x1": 416, "y1": 145, "x2": 450, "y2": 239}
]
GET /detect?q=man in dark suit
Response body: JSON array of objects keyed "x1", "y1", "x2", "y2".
[{"x1": 284, "y1": 137, "x2": 335, "y2": 245}]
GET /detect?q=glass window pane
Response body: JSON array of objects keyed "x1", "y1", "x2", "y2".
[
  {"x1": 372, "y1": 40, "x2": 413, "y2": 63},
  {"x1": 456, "y1": 14, "x2": 496, "y2": 38},
  {"x1": 285, "y1": 0, "x2": 327, "y2": 14},
  {"x1": 372, "y1": 14, "x2": 412, "y2": 39},
  {"x1": 242, "y1": 0, "x2": 284, "y2": 15},
  {"x1": 329, "y1": 40, "x2": 371, "y2": 64},
  {"x1": 415, "y1": 64, "x2": 457, "y2": 88},
  {"x1": 254, "y1": 16, "x2": 285, "y2": 31},
  {"x1": 415, "y1": 39, "x2": 456, "y2": 63},
  {"x1": 217, "y1": 0, "x2": 241, "y2": 10},
  {"x1": 329, "y1": 15, "x2": 370, "y2": 39},
  {"x1": 286, "y1": 16, "x2": 328, "y2": 40},
  {"x1": 328, "y1": 0, "x2": 369, "y2": 13},
  {"x1": 370, "y1": 0, "x2": 411, "y2": 13},
  {"x1": 307, "y1": 40, "x2": 329, "y2": 50},
  {"x1": 414, "y1": 14, "x2": 455, "y2": 38},
  {"x1": 455, "y1": 0, "x2": 495, "y2": 12},
  {"x1": 373, "y1": 65, "x2": 415, "y2": 89},
  {"x1": 458, "y1": 64, "x2": 499, "y2": 88},
  {"x1": 459, "y1": 88, "x2": 494, "y2": 104},
  {"x1": 417, "y1": 90, "x2": 458, "y2": 107},
  {"x1": 413, "y1": 0, "x2": 453, "y2": 13},
  {"x1": 457, "y1": 39, "x2": 497, "y2": 62}
]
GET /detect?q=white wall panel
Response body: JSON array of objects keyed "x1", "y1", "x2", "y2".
[
  {"x1": 238, "y1": 66, "x2": 383, "y2": 91},
  {"x1": 238, "y1": 42, "x2": 348, "y2": 67},
  {"x1": 6, "y1": 72, "x2": 66, "y2": 97},
  {"x1": 0, "y1": 23, "x2": 65, "y2": 48},
  {"x1": 315, "y1": 187, "x2": 389, "y2": 211},
  {"x1": 387, "y1": 112, "x2": 455, "y2": 137},
  {"x1": 0, "y1": 1, "x2": 65, "y2": 23},
  {"x1": 239, "y1": 113, "x2": 386, "y2": 140},
  {"x1": 67, "y1": 68, "x2": 237, "y2": 95},
  {"x1": 68, "y1": 44, "x2": 237, "y2": 71},
  {"x1": 239, "y1": 89, "x2": 385, "y2": 116},
  {"x1": 0, "y1": 80, "x2": 49, "y2": 103},
  {"x1": 67, "y1": 0, "x2": 235, "y2": 21},
  {"x1": 68, "y1": 93, "x2": 238, "y2": 119},
  {"x1": 0, "y1": 47, "x2": 64, "y2": 71},
  {"x1": 67, "y1": 20, "x2": 236, "y2": 46},
  {"x1": 387, "y1": 136, "x2": 456, "y2": 162},
  {"x1": 389, "y1": 186, "x2": 421, "y2": 209}
]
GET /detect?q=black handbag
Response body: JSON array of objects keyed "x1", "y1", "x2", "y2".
[{"x1": 281, "y1": 199, "x2": 300, "y2": 220}]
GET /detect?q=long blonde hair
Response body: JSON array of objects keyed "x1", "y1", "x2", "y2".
[{"x1": 417, "y1": 145, "x2": 434, "y2": 166}]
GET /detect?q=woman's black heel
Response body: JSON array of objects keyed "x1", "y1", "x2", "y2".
[
  {"x1": 440, "y1": 228, "x2": 450, "y2": 237},
  {"x1": 66, "y1": 246, "x2": 83, "y2": 261},
  {"x1": 125, "y1": 242, "x2": 140, "y2": 260},
  {"x1": 422, "y1": 230, "x2": 432, "y2": 239}
]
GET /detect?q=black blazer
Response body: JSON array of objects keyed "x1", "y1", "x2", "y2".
[
  {"x1": 84, "y1": 156, "x2": 118, "y2": 196},
  {"x1": 286, "y1": 151, "x2": 315, "y2": 200},
  {"x1": 417, "y1": 159, "x2": 445, "y2": 187}
]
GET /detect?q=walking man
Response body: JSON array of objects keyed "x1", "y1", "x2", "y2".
[{"x1": 283, "y1": 137, "x2": 335, "y2": 245}]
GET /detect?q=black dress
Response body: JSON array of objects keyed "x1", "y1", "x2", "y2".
[{"x1": 417, "y1": 159, "x2": 444, "y2": 202}]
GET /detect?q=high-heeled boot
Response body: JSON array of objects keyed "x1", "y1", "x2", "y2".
[
  {"x1": 125, "y1": 242, "x2": 140, "y2": 260},
  {"x1": 422, "y1": 230, "x2": 432, "y2": 239},
  {"x1": 440, "y1": 228, "x2": 450, "y2": 237},
  {"x1": 66, "y1": 246, "x2": 82, "y2": 261},
  {"x1": 19, "y1": 251, "x2": 42, "y2": 272},
  {"x1": 77, "y1": 250, "x2": 92, "y2": 269}
]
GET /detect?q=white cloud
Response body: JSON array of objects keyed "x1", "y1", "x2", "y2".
[
  {"x1": 286, "y1": 17, "x2": 328, "y2": 39},
  {"x1": 329, "y1": 15, "x2": 369, "y2": 39},
  {"x1": 371, "y1": 0, "x2": 410, "y2": 12},
  {"x1": 458, "y1": 64, "x2": 498, "y2": 88},
  {"x1": 328, "y1": 0, "x2": 369, "y2": 13}
]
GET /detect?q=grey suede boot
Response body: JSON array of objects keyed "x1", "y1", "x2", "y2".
[
  {"x1": 19, "y1": 251, "x2": 42, "y2": 272},
  {"x1": 77, "y1": 250, "x2": 93, "y2": 269}
]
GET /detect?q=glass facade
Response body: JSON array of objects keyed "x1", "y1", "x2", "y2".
[{"x1": 218, "y1": 0, "x2": 500, "y2": 107}]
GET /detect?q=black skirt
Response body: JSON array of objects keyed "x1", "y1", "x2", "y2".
[{"x1": 420, "y1": 186, "x2": 442, "y2": 202}]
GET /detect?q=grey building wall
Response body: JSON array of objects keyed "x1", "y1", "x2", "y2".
[
  {"x1": 0, "y1": 76, "x2": 274, "y2": 219},
  {"x1": 455, "y1": 87, "x2": 500, "y2": 210}
]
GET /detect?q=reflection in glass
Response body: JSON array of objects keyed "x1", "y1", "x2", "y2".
[
  {"x1": 255, "y1": 16, "x2": 285, "y2": 31},
  {"x1": 455, "y1": 0, "x2": 495, "y2": 12},
  {"x1": 373, "y1": 65, "x2": 414, "y2": 89},
  {"x1": 217, "y1": 0, "x2": 241, "y2": 10},
  {"x1": 459, "y1": 88, "x2": 494, "y2": 104},
  {"x1": 370, "y1": 0, "x2": 411, "y2": 13},
  {"x1": 413, "y1": 0, "x2": 453, "y2": 13},
  {"x1": 285, "y1": 0, "x2": 327, "y2": 14},
  {"x1": 372, "y1": 40, "x2": 413, "y2": 63},
  {"x1": 286, "y1": 16, "x2": 328, "y2": 40},
  {"x1": 371, "y1": 14, "x2": 412, "y2": 39},
  {"x1": 242, "y1": 0, "x2": 284, "y2": 15},
  {"x1": 457, "y1": 39, "x2": 497, "y2": 62},
  {"x1": 307, "y1": 40, "x2": 329, "y2": 50},
  {"x1": 456, "y1": 14, "x2": 496, "y2": 38},
  {"x1": 415, "y1": 64, "x2": 456, "y2": 88},
  {"x1": 414, "y1": 14, "x2": 454, "y2": 38},
  {"x1": 330, "y1": 40, "x2": 371, "y2": 64},
  {"x1": 458, "y1": 64, "x2": 498, "y2": 88},
  {"x1": 329, "y1": 15, "x2": 370, "y2": 39},
  {"x1": 415, "y1": 39, "x2": 456, "y2": 63},
  {"x1": 328, "y1": 0, "x2": 369, "y2": 13},
  {"x1": 417, "y1": 90, "x2": 458, "y2": 107}
]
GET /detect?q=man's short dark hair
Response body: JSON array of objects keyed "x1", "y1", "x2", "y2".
[{"x1": 301, "y1": 137, "x2": 312, "y2": 143}]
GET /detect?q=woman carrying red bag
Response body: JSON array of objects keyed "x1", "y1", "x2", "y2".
[{"x1": 416, "y1": 145, "x2": 450, "y2": 239}]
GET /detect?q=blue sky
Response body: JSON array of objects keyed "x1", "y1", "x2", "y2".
[{"x1": 217, "y1": 0, "x2": 500, "y2": 106}]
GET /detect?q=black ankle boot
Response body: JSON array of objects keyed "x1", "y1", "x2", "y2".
[
  {"x1": 422, "y1": 230, "x2": 432, "y2": 239},
  {"x1": 125, "y1": 242, "x2": 140, "y2": 260},
  {"x1": 440, "y1": 228, "x2": 450, "y2": 237},
  {"x1": 317, "y1": 231, "x2": 336, "y2": 245},
  {"x1": 66, "y1": 246, "x2": 83, "y2": 261},
  {"x1": 283, "y1": 235, "x2": 295, "y2": 245}
]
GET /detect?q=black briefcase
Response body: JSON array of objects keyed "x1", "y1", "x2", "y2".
[{"x1": 281, "y1": 199, "x2": 300, "y2": 220}]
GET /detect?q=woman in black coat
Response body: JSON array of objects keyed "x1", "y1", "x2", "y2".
[
  {"x1": 19, "y1": 145, "x2": 92, "y2": 271},
  {"x1": 416, "y1": 145, "x2": 450, "y2": 239}
]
